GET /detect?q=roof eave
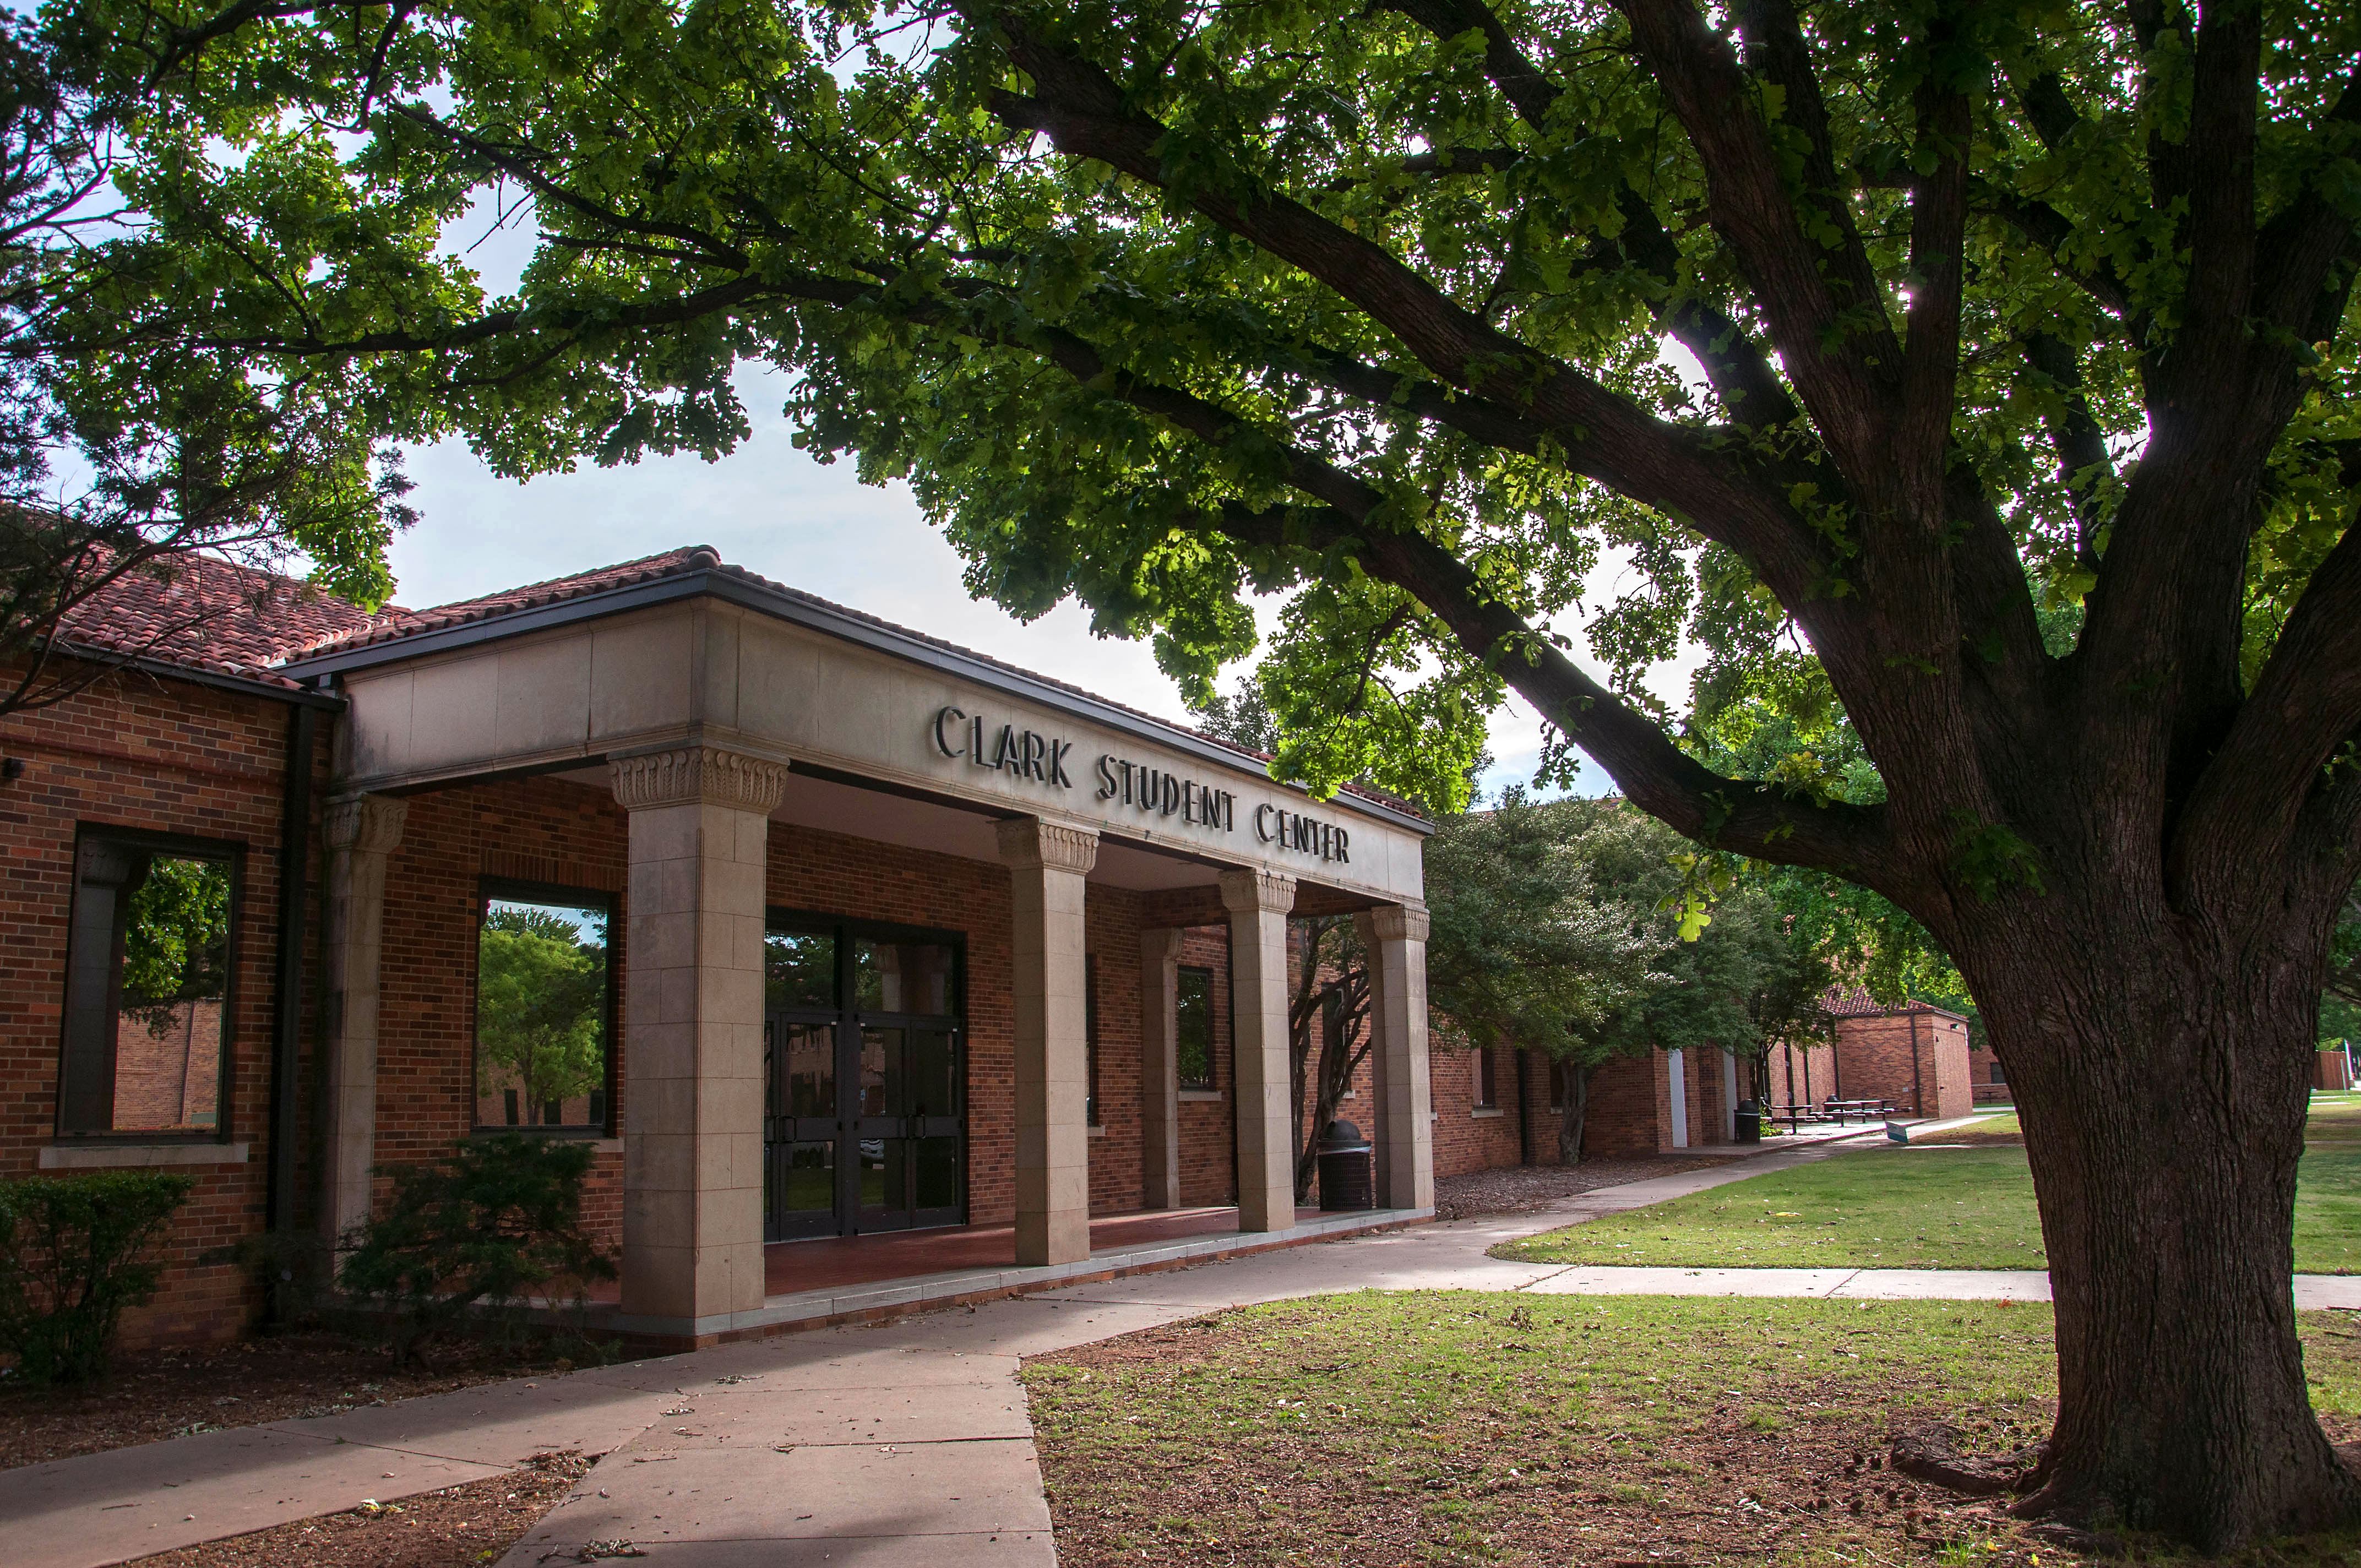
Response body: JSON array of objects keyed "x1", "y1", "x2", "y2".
[{"x1": 276, "y1": 570, "x2": 1434, "y2": 837}]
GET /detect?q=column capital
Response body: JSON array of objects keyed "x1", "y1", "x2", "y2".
[
  {"x1": 1141, "y1": 927, "x2": 1185, "y2": 962},
  {"x1": 1219, "y1": 865, "x2": 1297, "y2": 916},
  {"x1": 996, "y1": 816, "x2": 1100, "y2": 875},
  {"x1": 1368, "y1": 900, "x2": 1429, "y2": 944},
  {"x1": 324, "y1": 792, "x2": 407, "y2": 854},
  {"x1": 610, "y1": 746, "x2": 789, "y2": 815}
]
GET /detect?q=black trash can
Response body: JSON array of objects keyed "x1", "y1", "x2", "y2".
[
  {"x1": 1316, "y1": 1119, "x2": 1375, "y2": 1211},
  {"x1": 1735, "y1": 1098, "x2": 1762, "y2": 1145}
]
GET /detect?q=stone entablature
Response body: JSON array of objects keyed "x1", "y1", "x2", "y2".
[{"x1": 301, "y1": 596, "x2": 1427, "y2": 901}]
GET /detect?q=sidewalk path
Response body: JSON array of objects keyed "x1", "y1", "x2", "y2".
[{"x1": 8, "y1": 1126, "x2": 2354, "y2": 1567}]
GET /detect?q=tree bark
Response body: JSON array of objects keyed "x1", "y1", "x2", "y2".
[
  {"x1": 1959, "y1": 899, "x2": 2361, "y2": 1545},
  {"x1": 1557, "y1": 1063, "x2": 1592, "y2": 1166}
]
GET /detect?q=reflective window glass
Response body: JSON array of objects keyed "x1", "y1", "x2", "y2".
[
  {"x1": 1176, "y1": 966, "x2": 1215, "y2": 1091},
  {"x1": 61, "y1": 840, "x2": 238, "y2": 1135},
  {"x1": 474, "y1": 891, "x2": 611, "y2": 1131},
  {"x1": 766, "y1": 929, "x2": 836, "y2": 1009},
  {"x1": 854, "y1": 939, "x2": 954, "y2": 1015}
]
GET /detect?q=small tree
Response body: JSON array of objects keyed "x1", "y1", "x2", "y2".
[
  {"x1": 338, "y1": 1136, "x2": 616, "y2": 1365},
  {"x1": 1284, "y1": 914, "x2": 1372, "y2": 1201},
  {"x1": 0, "y1": 1170, "x2": 192, "y2": 1385}
]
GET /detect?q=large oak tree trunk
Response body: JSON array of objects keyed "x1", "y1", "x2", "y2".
[{"x1": 1960, "y1": 901, "x2": 2361, "y2": 1546}]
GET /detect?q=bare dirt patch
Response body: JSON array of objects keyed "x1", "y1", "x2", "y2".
[
  {"x1": 0, "y1": 1332, "x2": 641, "y2": 1472},
  {"x1": 119, "y1": 1450, "x2": 595, "y2": 1568},
  {"x1": 1431, "y1": 1153, "x2": 1756, "y2": 1220}
]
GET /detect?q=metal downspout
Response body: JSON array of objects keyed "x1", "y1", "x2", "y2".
[{"x1": 265, "y1": 700, "x2": 318, "y2": 1319}]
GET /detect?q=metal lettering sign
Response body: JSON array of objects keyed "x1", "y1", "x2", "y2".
[{"x1": 929, "y1": 706, "x2": 1350, "y2": 864}]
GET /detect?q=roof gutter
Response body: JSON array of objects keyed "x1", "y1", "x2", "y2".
[
  {"x1": 276, "y1": 569, "x2": 1432, "y2": 836},
  {"x1": 50, "y1": 643, "x2": 347, "y2": 710}
]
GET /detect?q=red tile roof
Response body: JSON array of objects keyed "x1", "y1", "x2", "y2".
[
  {"x1": 291, "y1": 545, "x2": 1428, "y2": 820},
  {"x1": 1821, "y1": 986, "x2": 1954, "y2": 1017},
  {"x1": 56, "y1": 553, "x2": 380, "y2": 691},
  {"x1": 290, "y1": 545, "x2": 719, "y2": 656}
]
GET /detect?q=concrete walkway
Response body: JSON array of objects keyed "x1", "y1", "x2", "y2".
[{"x1": 9, "y1": 1127, "x2": 2355, "y2": 1567}]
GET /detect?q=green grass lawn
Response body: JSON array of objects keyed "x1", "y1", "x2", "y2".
[
  {"x1": 1023, "y1": 1292, "x2": 2361, "y2": 1567},
  {"x1": 1495, "y1": 1140, "x2": 2361, "y2": 1273}
]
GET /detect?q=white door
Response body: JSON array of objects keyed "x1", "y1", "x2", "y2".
[{"x1": 1667, "y1": 1049, "x2": 1689, "y2": 1148}]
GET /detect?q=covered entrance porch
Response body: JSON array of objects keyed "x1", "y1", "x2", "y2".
[{"x1": 287, "y1": 551, "x2": 1440, "y2": 1346}]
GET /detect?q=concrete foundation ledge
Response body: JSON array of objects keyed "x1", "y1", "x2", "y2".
[
  {"x1": 37, "y1": 1141, "x2": 248, "y2": 1169},
  {"x1": 604, "y1": 1206, "x2": 1435, "y2": 1349}
]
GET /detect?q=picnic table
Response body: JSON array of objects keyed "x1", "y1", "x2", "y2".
[{"x1": 1769, "y1": 1097, "x2": 1900, "y2": 1129}]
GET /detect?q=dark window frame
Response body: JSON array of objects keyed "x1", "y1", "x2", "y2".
[
  {"x1": 471, "y1": 876, "x2": 620, "y2": 1138},
  {"x1": 1474, "y1": 1047, "x2": 1499, "y2": 1110},
  {"x1": 1084, "y1": 954, "x2": 1102, "y2": 1126},
  {"x1": 56, "y1": 824, "x2": 247, "y2": 1142},
  {"x1": 1176, "y1": 963, "x2": 1217, "y2": 1092}
]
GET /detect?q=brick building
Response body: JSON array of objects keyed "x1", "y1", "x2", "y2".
[
  {"x1": 2, "y1": 546, "x2": 1441, "y2": 1351},
  {"x1": 1816, "y1": 990, "x2": 1976, "y2": 1121}
]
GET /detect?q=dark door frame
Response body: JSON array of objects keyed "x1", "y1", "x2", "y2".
[{"x1": 761, "y1": 910, "x2": 968, "y2": 1241}]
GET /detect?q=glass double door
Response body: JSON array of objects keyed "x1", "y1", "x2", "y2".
[{"x1": 763, "y1": 921, "x2": 965, "y2": 1240}]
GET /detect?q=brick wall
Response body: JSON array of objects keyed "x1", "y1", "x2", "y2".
[
  {"x1": 0, "y1": 661, "x2": 327, "y2": 1349},
  {"x1": 1828, "y1": 1010, "x2": 1974, "y2": 1120},
  {"x1": 372, "y1": 774, "x2": 631, "y2": 1248},
  {"x1": 1431, "y1": 1046, "x2": 1526, "y2": 1176}
]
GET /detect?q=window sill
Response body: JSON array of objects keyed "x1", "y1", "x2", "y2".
[
  {"x1": 40, "y1": 1141, "x2": 248, "y2": 1170},
  {"x1": 474, "y1": 1132, "x2": 623, "y2": 1154},
  {"x1": 1179, "y1": 1089, "x2": 1225, "y2": 1103},
  {"x1": 1471, "y1": 1107, "x2": 1505, "y2": 1119},
  {"x1": 1087, "y1": 1124, "x2": 1108, "y2": 1138}
]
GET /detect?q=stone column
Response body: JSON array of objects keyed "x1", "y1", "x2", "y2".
[
  {"x1": 1139, "y1": 928, "x2": 1184, "y2": 1209},
  {"x1": 1221, "y1": 866, "x2": 1297, "y2": 1233},
  {"x1": 611, "y1": 745, "x2": 787, "y2": 1326},
  {"x1": 321, "y1": 792, "x2": 407, "y2": 1245},
  {"x1": 998, "y1": 817, "x2": 1100, "y2": 1266},
  {"x1": 1358, "y1": 901, "x2": 1434, "y2": 1213}
]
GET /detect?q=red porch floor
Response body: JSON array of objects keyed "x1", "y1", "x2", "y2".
[{"x1": 585, "y1": 1205, "x2": 1327, "y2": 1303}]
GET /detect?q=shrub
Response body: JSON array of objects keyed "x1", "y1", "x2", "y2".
[
  {"x1": 0, "y1": 1169, "x2": 194, "y2": 1386},
  {"x1": 338, "y1": 1135, "x2": 616, "y2": 1364}
]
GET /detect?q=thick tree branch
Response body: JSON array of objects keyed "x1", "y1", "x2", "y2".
[
  {"x1": 978, "y1": 18, "x2": 1837, "y2": 606},
  {"x1": 2176, "y1": 515, "x2": 2361, "y2": 907},
  {"x1": 1018, "y1": 319, "x2": 1887, "y2": 869},
  {"x1": 1898, "y1": 53, "x2": 1970, "y2": 513},
  {"x1": 2023, "y1": 331, "x2": 2112, "y2": 569},
  {"x1": 1616, "y1": 0, "x2": 1902, "y2": 476},
  {"x1": 1377, "y1": 0, "x2": 1800, "y2": 428}
]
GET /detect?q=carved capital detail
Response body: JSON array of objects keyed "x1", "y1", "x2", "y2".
[
  {"x1": 1141, "y1": 927, "x2": 1185, "y2": 963},
  {"x1": 325, "y1": 792, "x2": 408, "y2": 856},
  {"x1": 996, "y1": 816, "x2": 1100, "y2": 875},
  {"x1": 1218, "y1": 866, "x2": 1297, "y2": 916},
  {"x1": 610, "y1": 747, "x2": 790, "y2": 815},
  {"x1": 1369, "y1": 901, "x2": 1430, "y2": 944}
]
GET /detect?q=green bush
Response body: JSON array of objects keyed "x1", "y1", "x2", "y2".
[
  {"x1": 338, "y1": 1135, "x2": 617, "y2": 1364},
  {"x1": 0, "y1": 1170, "x2": 194, "y2": 1386}
]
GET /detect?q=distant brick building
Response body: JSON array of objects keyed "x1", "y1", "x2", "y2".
[{"x1": 1812, "y1": 990, "x2": 1976, "y2": 1121}]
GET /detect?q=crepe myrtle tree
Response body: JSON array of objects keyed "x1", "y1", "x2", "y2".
[{"x1": 47, "y1": 0, "x2": 2361, "y2": 1540}]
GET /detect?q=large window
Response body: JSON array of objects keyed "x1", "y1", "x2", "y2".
[
  {"x1": 474, "y1": 881, "x2": 613, "y2": 1133},
  {"x1": 1474, "y1": 1048, "x2": 1500, "y2": 1109},
  {"x1": 58, "y1": 829, "x2": 241, "y2": 1137},
  {"x1": 1176, "y1": 965, "x2": 1215, "y2": 1091}
]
